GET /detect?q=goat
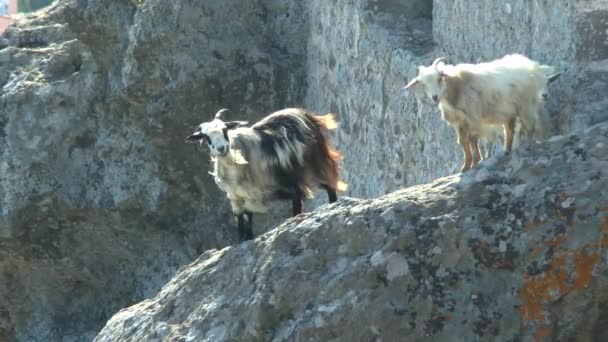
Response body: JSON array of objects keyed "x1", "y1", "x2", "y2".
[
  {"x1": 484, "y1": 71, "x2": 561, "y2": 156},
  {"x1": 186, "y1": 108, "x2": 347, "y2": 242},
  {"x1": 404, "y1": 54, "x2": 560, "y2": 172}
]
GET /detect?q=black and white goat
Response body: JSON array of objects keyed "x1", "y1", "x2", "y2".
[{"x1": 186, "y1": 108, "x2": 347, "y2": 242}]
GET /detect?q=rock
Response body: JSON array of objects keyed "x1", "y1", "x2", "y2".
[
  {"x1": 0, "y1": 0, "x2": 308, "y2": 340},
  {"x1": 95, "y1": 122, "x2": 608, "y2": 341}
]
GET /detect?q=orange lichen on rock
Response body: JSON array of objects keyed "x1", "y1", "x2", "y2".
[
  {"x1": 572, "y1": 250, "x2": 599, "y2": 290},
  {"x1": 521, "y1": 255, "x2": 568, "y2": 319},
  {"x1": 520, "y1": 215, "x2": 608, "y2": 341}
]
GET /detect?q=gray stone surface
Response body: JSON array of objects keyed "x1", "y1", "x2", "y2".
[
  {"x1": 0, "y1": 0, "x2": 309, "y2": 340},
  {"x1": 0, "y1": 0, "x2": 607, "y2": 340},
  {"x1": 95, "y1": 122, "x2": 608, "y2": 342},
  {"x1": 433, "y1": 0, "x2": 608, "y2": 135},
  {"x1": 306, "y1": 0, "x2": 608, "y2": 200},
  {"x1": 305, "y1": 0, "x2": 453, "y2": 200}
]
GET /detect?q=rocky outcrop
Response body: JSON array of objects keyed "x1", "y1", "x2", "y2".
[
  {"x1": 95, "y1": 122, "x2": 608, "y2": 341},
  {"x1": 1, "y1": 0, "x2": 308, "y2": 340}
]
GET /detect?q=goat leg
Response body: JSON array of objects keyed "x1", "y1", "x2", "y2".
[
  {"x1": 292, "y1": 188, "x2": 304, "y2": 216},
  {"x1": 469, "y1": 134, "x2": 482, "y2": 166},
  {"x1": 323, "y1": 184, "x2": 338, "y2": 203},
  {"x1": 456, "y1": 125, "x2": 473, "y2": 173},
  {"x1": 485, "y1": 140, "x2": 494, "y2": 159},
  {"x1": 237, "y1": 212, "x2": 254, "y2": 242},
  {"x1": 504, "y1": 118, "x2": 516, "y2": 153}
]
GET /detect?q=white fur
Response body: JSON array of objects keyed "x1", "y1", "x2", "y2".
[
  {"x1": 202, "y1": 108, "x2": 327, "y2": 214},
  {"x1": 197, "y1": 119, "x2": 231, "y2": 158},
  {"x1": 405, "y1": 54, "x2": 557, "y2": 171}
]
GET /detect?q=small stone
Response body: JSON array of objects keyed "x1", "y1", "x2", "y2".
[
  {"x1": 499, "y1": 240, "x2": 507, "y2": 253},
  {"x1": 386, "y1": 254, "x2": 409, "y2": 281},
  {"x1": 370, "y1": 251, "x2": 385, "y2": 266}
]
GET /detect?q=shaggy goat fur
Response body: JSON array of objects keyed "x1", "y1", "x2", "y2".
[
  {"x1": 405, "y1": 54, "x2": 559, "y2": 172},
  {"x1": 186, "y1": 108, "x2": 347, "y2": 242}
]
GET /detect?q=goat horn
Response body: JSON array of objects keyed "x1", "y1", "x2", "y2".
[
  {"x1": 432, "y1": 57, "x2": 447, "y2": 67},
  {"x1": 215, "y1": 108, "x2": 233, "y2": 120},
  {"x1": 432, "y1": 57, "x2": 447, "y2": 73},
  {"x1": 547, "y1": 72, "x2": 562, "y2": 84}
]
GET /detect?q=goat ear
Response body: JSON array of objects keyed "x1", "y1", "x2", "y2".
[
  {"x1": 225, "y1": 121, "x2": 248, "y2": 129},
  {"x1": 186, "y1": 131, "x2": 205, "y2": 143},
  {"x1": 547, "y1": 72, "x2": 561, "y2": 84},
  {"x1": 404, "y1": 77, "x2": 419, "y2": 89},
  {"x1": 539, "y1": 65, "x2": 556, "y2": 76}
]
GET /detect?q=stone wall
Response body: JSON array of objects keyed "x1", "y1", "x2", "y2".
[
  {"x1": 434, "y1": 0, "x2": 608, "y2": 135},
  {"x1": 305, "y1": 0, "x2": 608, "y2": 200},
  {"x1": 304, "y1": 0, "x2": 464, "y2": 200},
  {"x1": 0, "y1": 0, "x2": 309, "y2": 340}
]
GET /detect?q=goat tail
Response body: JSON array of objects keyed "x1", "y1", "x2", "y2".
[
  {"x1": 315, "y1": 113, "x2": 339, "y2": 130},
  {"x1": 336, "y1": 180, "x2": 348, "y2": 192},
  {"x1": 327, "y1": 144, "x2": 348, "y2": 192},
  {"x1": 306, "y1": 112, "x2": 348, "y2": 193}
]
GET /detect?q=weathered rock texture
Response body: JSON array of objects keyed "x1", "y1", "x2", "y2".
[
  {"x1": 305, "y1": 0, "x2": 444, "y2": 198},
  {"x1": 96, "y1": 122, "x2": 608, "y2": 341},
  {"x1": 1, "y1": 0, "x2": 309, "y2": 340},
  {"x1": 1, "y1": 0, "x2": 607, "y2": 340},
  {"x1": 306, "y1": 0, "x2": 608, "y2": 198},
  {"x1": 434, "y1": 0, "x2": 608, "y2": 139}
]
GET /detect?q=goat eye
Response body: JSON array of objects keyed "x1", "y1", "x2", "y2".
[
  {"x1": 222, "y1": 128, "x2": 229, "y2": 141},
  {"x1": 203, "y1": 135, "x2": 211, "y2": 144}
]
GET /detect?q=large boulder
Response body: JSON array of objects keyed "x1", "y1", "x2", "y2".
[
  {"x1": 0, "y1": 0, "x2": 308, "y2": 340},
  {"x1": 95, "y1": 122, "x2": 608, "y2": 341}
]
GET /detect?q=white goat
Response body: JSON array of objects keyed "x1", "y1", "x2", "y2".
[
  {"x1": 186, "y1": 108, "x2": 347, "y2": 242},
  {"x1": 404, "y1": 54, "x2": 560, "y2": 172}
]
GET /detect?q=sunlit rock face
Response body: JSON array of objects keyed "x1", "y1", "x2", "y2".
[{"x1": 96, "y1": 122, "x2": 608, "y2": 342}]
